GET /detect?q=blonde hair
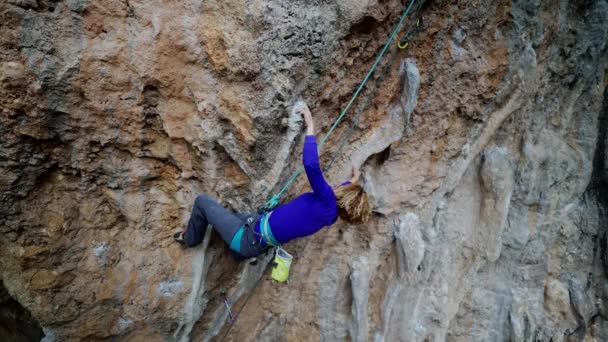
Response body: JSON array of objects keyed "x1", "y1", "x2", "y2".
[{"x1": 334, "y1": 183, "x2": 370, "y2": 224}]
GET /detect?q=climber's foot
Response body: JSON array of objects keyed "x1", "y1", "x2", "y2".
[{"x1": 174, "y1": 231, "x2": 186, "y2": 245}]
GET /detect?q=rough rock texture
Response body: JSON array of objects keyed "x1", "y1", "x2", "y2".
[
  {"x1": 1, "y1": 0, "x2": 608, "y2": 341},
  {"x1": 0, "y1": 280, "x2": 44, "y2": 342}
]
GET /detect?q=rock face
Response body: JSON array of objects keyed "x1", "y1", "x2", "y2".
[
  {"x1": 1, "y1": 0, "x2": 607, "y2": 341},
  {"x1": 0, "y1": 280, "x2": 44, "y2": 341}
]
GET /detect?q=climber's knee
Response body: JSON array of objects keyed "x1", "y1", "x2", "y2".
[{"x1": 194, "y1": 193, "x2": 213, "y2": 209}]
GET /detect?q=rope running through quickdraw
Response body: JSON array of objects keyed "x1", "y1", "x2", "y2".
[
  {"x1": 325, "y1": 0, "x2": 427, "y2": 172},
  {"x1": 259, "y1": 0, "x2": 423, "y2": 213},
  {"x1": 220, "y1": 1, "x2": 427, "y2": 341}
]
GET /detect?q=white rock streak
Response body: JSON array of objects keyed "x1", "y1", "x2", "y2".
[{"x1": 175, "y1": 225, "x2": 213, "y2": 342}]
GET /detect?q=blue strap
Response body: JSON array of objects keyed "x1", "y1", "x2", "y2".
[
  {"x1": 229, "y1": 226, "x2": 245, "y2": 253},
  {"x1": 260, "y1": 212, "x2": 279, "y2": 246}
]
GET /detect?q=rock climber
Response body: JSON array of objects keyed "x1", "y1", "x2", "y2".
[{"x1": 174, "y1": 101, "x2": 370, "y2": 258}]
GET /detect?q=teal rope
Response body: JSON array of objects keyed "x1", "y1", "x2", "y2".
[
  {"x1": 262, "y1": 0, "x2": 418, "y2": 211},
  {"x1": 318, "y1": 0, "x2": 417, "y2": 149},
  {"x1": 325, "y1": 0, "x2": 428, "y2": 172}
]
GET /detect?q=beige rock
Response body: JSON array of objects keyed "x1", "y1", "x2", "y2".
[
  {"x1": 29, "y1": 270, "x2": 59, "y2": 290},
  {"x1": 1, "y1": 61, "x2": 27, "y2": 88},
  {"x1": 544, "y1": 279, "x2": 573, "y2": 320}
]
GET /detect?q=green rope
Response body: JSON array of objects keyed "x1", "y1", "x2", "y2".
[{"x1": 261, "y1": 0, "x2": 419, "y2": 211}]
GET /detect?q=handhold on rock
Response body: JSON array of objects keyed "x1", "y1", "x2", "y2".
[
  {"x1": 1, "y1": 61, "x2": 26, "y2": 86},
  {"x1": 8, "y1": 0, "x2": 38, "y2": 9}
]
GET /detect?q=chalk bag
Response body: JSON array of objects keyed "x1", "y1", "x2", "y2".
[{"x1": 271, "y1": 247, "x2": 293, "y2": 283}]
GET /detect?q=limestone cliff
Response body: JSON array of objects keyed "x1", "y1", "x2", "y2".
[{"x1": 1, "y1": 0, "x2": 608, "y2": 341}]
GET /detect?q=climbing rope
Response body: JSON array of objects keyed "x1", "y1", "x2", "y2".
[
  {"x1": 219, "y1": 254, "x2": 275, "y2": 342},
  {"x1": 260, "y1": 0, "x2": 422, "y2": 212}
]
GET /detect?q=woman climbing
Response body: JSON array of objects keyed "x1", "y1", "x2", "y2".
[{"x1": 174, "y1": 101, "x2": 370, "y2": 258}]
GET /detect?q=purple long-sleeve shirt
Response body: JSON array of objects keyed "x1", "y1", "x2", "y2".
[{"x1": 256, "y1": 135, "x2": 339, "y2": 244}]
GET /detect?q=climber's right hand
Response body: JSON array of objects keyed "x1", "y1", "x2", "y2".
[{"x1": 294, "y1": 100, "x2": 314, "y2": 135}]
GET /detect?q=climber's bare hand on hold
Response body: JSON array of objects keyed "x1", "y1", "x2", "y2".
[{"x1": 294, "y1": 100, "x2": 314, "y2": 135}]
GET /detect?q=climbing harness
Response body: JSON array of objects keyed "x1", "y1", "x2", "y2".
[
  {"x1": 228, "y1": 226, "x2": 245, "y2": 253},
  {"x1": 221, "y1": 0, "x2": 428, "y2": 339},
  {"x1": 251, "y1": 212, "x2": 291, "y2": 282},
  {"x1": 260, "y1": 212, "x2": 279, "y2": 247},
  {"x1": 254, "y1": 212, "x2": 292, "y2": 282},
  {"x1": 229, "y1": 216, "x2": 258, "y2": 255}
]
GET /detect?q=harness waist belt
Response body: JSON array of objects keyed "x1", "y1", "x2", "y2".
[{"x1": 260, "y1": 212, "x2": 279, "y2": 246}]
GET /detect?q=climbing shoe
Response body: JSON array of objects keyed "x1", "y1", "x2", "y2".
[{"x1": 173, "y1": 231, "x2": 185, "y2": 245}]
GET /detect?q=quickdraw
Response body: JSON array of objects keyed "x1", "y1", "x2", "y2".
[{"x1": 397, "y1": 17, "x2": 423, "y2": 49}]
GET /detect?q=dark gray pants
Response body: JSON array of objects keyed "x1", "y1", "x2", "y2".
[{"x1": 184, "y1": 194, "x2": 265, "y2": 258}]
